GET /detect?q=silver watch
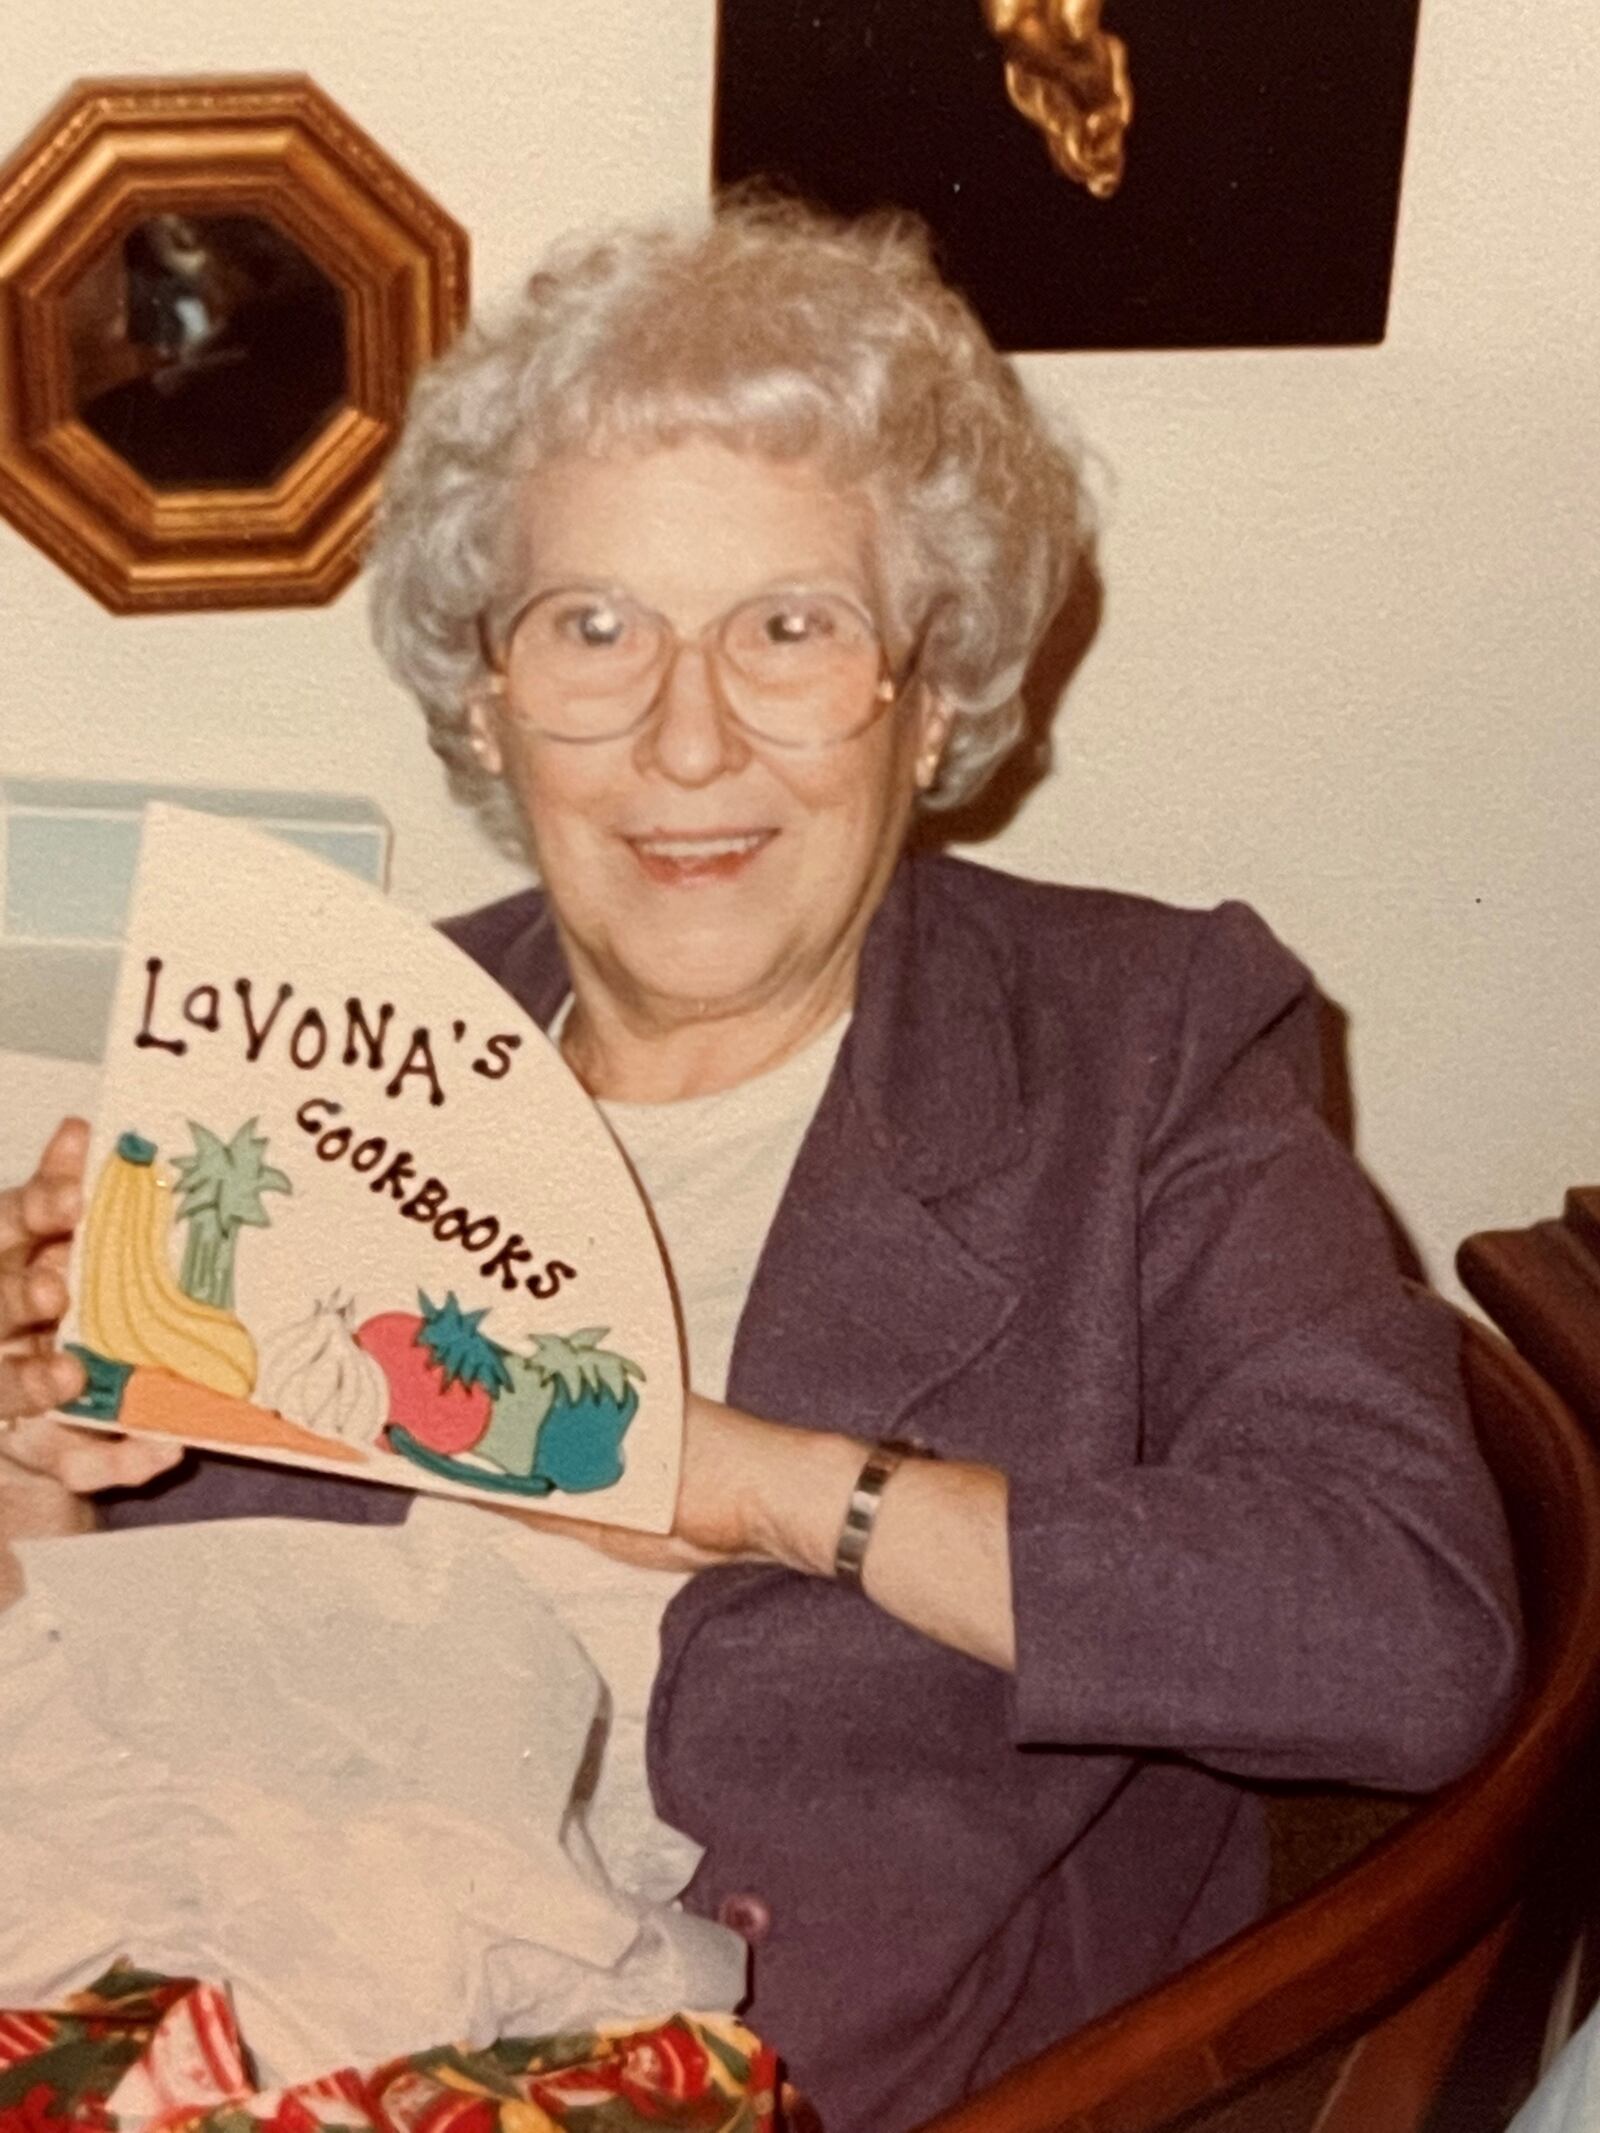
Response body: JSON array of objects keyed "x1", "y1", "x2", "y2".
[{"x1": 833, "y1": 1438, "x2": 932, "y2": 1589}]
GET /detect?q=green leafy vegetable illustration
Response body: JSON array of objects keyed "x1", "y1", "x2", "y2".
[
  {"x1": 521, "y1": 1326, "x2": 645, "y2": 1412},
  {"x1": 171, "y1": 1118, "x2": 291, "y2": 1310}
]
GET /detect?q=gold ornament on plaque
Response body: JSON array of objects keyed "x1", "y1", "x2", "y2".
[{"x1": 982, "y1": 0, "x2": 1133, "y2": 201}]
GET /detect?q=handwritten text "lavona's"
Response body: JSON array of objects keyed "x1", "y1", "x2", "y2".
[{"x1": 133, "y1": 957, "x2": 522, "y2": 1109}]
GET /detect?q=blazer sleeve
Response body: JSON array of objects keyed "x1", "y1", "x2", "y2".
[{"x1": 1006, "y1": 901, "x2": 1523, "y2": 1789}]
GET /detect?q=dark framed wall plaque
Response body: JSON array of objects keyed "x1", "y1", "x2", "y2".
[
  {"x1": 713, "y1": 0, "x2": 1422, "y2": 351},
  {"x1": 0, "y1": 75, "x2": 469, "y2": 612}
]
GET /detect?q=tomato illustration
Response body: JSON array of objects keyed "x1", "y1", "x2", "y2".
[{"x1": 355, "y1": 1291, "x2": 512, "y2": 1455}]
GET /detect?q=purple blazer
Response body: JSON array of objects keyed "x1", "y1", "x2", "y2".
[{"x1": 107, "y1": 853, "x2": 1522, "y2": 2133}]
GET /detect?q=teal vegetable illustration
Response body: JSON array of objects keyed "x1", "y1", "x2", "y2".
[
  {"x1": 388, "y1": 1324, "x2": 643, "y2": 1496},
  {"x1": 171, "y1": 1118, "x2": 290, "y2": 1310},
  {"x1": 355, "y1": 1291, "x2": 513, "y2": 1455}
]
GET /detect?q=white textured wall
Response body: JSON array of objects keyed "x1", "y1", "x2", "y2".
[{"x1": 2, "y1": 0, "x2": 1596, "y2": 1295}]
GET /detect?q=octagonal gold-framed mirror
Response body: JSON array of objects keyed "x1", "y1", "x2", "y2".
[{"x1": 0, "y1": 75, "x2": 469, "y2": 613}]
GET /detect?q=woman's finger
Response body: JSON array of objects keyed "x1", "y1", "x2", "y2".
[
  {"x1": 0, "y1": 1261, "x2": 69, "y2": 1342},
  {"x1": 0, "y1": 1413, "x2": 69, "y2": 1475},
  {"x1": 0, "y1": 1123, "x2": 91, "y2": 1412},
  {"x1": 54, "y1": 1432, "x2": 183, "y2": 1494},
  {"x1": 33, "y1": 1116, "x2": 89, "y2": 1188},
  {"x1": 0, "y1": 1119, "x2": 89, "y2": 1263},
  {"x1": 19, "y1": 1173, "x2": 83, "y2": 1245},
  {"x1": 0, "y1": 1348, "x2": 85, "y2": 1424},
  {"x1": 0, "y1": 1184, "x2": 34, "y2": 1266},
  {"x1": 0, "y1": 1411, "x2": 180, "y2": 1493}
]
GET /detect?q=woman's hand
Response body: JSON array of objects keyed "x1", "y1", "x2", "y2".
[
  {"x1": 501, "y1": 1391, "x2": 863, "y2": 1575},
  {"x1": 0, "y1": 1119, "x2": 184, "y2": 1513}
]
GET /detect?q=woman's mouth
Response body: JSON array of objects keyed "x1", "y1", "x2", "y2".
[{"x1": 626, "y1": 831, "x2": 774, "y2": 884}]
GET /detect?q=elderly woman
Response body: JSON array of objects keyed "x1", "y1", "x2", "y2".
[{"x1": 0, "y1": 200, "x2": 1519, "y2": 2133}]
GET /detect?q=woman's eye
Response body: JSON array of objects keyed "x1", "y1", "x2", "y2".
[
  {"x1": 761, "y1": 602, "x2": 831, "y2": 645},
  {"x1": 534, "y1": 599, "x2": 630, "y2": 650},
  {"x1": 567, "y1": 604, "x2": 627, "y2": 648}
]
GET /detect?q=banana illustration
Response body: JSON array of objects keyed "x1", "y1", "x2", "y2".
[{"x1": 80, "y1": 1132, "x2": 258, "y2": 1398}]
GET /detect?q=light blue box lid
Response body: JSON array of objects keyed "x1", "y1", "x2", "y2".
[
  {"x1": 0, "y1": 780, "x2": 392, "y2": 1060},
  {"x1": 1, "y1": 779, "x2": 391, "y2": 947}
]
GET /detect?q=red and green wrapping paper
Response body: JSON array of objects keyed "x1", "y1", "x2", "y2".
[{"x1": 0, "y1": 1969, "x2": 777, "y2": 2133}]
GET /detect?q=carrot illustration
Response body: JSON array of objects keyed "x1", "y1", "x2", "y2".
[{"x1": 116, "y1": 1366, "x2": 369, "y2": 1466}]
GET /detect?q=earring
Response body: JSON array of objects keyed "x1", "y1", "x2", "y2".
[{"x1": 466, "y1": 714, "x2": 502, "y2": 775}]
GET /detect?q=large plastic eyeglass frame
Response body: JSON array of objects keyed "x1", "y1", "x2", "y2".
[{"x1": 476, "y1": 583, "x2": 913, "y2": 751}]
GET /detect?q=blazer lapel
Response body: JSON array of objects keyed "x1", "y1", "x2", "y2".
[
  {"x1": 493, "y1": 899, "x2": 569, "y2": 1028},
  {"x1": 727, "y1": 854, "x2": 1025, "y2": 1445},
  {"x1": 725, "y1": 1089, "x2": 1019, "y2": 1446}
]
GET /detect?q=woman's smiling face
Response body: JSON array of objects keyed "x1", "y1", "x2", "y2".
[{"x1": 471, "y1": 438, "x2": 948, "y2": 1044}]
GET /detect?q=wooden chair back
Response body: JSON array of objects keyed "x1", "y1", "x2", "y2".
[
  {"x1": 906, "y1": 1316, "x2": 1600, "y2": 2133},
  {"x1": 1459, "y1": 1187, "x2": 1600, "y2": 1436},
  {"x1": 1457, "y1": 1188, "x2": 1600, "y2": 2092}
]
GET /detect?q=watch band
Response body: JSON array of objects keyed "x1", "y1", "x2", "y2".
[{"x1": 833, "y1": 1438, "x2": 926, "y2": 1589}]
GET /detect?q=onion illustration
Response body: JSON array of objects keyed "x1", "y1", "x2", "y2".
[{"x1": 256, "y1": 1291, "x2": 389, "y2": 1447}]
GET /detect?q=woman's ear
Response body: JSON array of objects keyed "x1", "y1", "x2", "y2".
[
  {"x1": 465, "y1": 690, "x2": 506, "y2": 778},
  {"x1": 913, "y1": 693, "x2": 954, "y2": 793}
]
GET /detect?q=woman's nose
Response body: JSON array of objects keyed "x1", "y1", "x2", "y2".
[{"x1": 632, "y1": 637, "x2": 752, "y2": 786}]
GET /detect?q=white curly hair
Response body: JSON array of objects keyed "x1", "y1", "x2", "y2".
[{"x1": 368, "y1": 194, "x2": 1088, "y2": 852}]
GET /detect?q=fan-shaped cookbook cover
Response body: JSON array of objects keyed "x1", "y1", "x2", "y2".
[{"x1": 59, "y1": 805, "x2": 684, "y2": 1532}]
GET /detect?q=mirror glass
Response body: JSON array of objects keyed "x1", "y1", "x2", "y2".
[{"x1": 66, "y1": 213, "x2": 348, "y2": 489}]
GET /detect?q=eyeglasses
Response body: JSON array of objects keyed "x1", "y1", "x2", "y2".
[{"x1": 479, "y1": 583, "x2": 903, "y2": 749}]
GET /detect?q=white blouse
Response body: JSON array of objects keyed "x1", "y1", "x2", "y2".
[{"x1": 502, "y1": 1011, "x2": 849, "y2": 1898}]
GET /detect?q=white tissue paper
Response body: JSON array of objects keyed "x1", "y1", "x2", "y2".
[{"x1": 0, "y1": 1503, "x2": 745, "y2": 2087}]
